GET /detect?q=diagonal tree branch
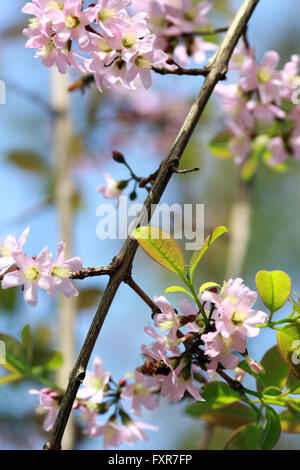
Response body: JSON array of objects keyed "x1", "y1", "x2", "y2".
[{"x1": 44, "y1": 0, "x2": 260, "y2": 450}]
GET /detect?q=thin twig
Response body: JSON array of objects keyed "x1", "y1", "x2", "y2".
[
  {"x1": 124, "y1": 277, "x2": 161, "y2": 315},
  {"x1": 171, "y1": 166, "x2": 200, "y2": 174},
  {"x1": 152, "y1": 65, "x2": 210, "y2": 77},
  {"x1": 44, "y1": 0, "x2": 260, "y2": 450}
]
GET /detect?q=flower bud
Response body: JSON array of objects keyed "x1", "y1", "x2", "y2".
[{"x1": 112, "y1": 150, "x2": 125, "y2": 163}]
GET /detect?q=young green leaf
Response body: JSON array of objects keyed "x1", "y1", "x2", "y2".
[
  {"x1": 189, "y1": 226, "x2": 228, "y2": 282},
  {"x1": 198, "y1": 282, "x2": 220, "y2": 296},
  {"x1": 259, "y1": 405, "x2": 281, "y2": 450},
  {"x1": 131, "y1": 227, "x2": 185, "y2": 277},
  {"x1": 277, "y1": 324, "x2": 300, "y2": 380},
  {"x1": 165, "y1": 286, "x2": 194, "y2": 300},
  {"x1": 255, "y1": 270, "x2": 291, "y2": 314}
]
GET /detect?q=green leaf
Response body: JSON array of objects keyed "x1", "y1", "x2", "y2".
[
  {"x1": 0, "y1": 333, "x2": 30, "y2": 374},
  {"x1": 132, "y1": 227, "x2": 185, "y2": 277},
  {"x1": 209, "y1": 131, "x2": 233, "y2": 159},
  {"x1": 257, "y1": 345, "x2": 290, "y2": 394},
  {"x1": 189, "y1": 226, "x2": 228, "y2": 282},
  {"x1": 255, "y1": 270, "x2": 291, "y2": 314},
  {"x1": 186, "y1": 402, "x2": 256, "y2": 429},
  {"x1": 277, "y1": 324, "x2": 300, "y2": 380},
  {"x1": 186, "y1": 382, "x2": 240, "y2": 414},
  {"x1": 45, "y1": 350, "x2": 64, "y2": 371},
  {"x1": 286, "y1": 371, "x2": 300, "y2": 394},
  {"x1": 224, "y1": 423, "x2": 262, "y2": 450},
  {"x1": 6, "y1": 150, "x2": 48, "y2": 174},
  {"x1": 279, "y1": 409, "x2": 300, "y2": 433},
  {"x1": 198, "y1": 282, "x2": 220, "y2": 296},
  {"x1": 165, "y1": 286, "x2": 194, "y2": 300},
  {"x1": 259, "y1": 405, "x2": 281, "y2": 450},
  {"x1": 21, "y1": 325, "x2": 33, "y2": 364}
]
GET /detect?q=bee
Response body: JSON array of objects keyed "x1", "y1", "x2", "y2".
[{"x1": 138, "y1": 360, "x2": 171, "y2": 377}]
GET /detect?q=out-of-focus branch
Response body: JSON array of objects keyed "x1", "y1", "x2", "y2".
[
  {"x1": 226, "y1": 180, "x2": 252, "y2": 279},
  {"x1": 45, "y1": 0, "x2": 260, "y2": 450},
  {"x1": 50, "y1": 69, "x2": 76, "y2": 450}
]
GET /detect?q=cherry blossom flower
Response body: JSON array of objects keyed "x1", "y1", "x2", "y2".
[
  {"x1": 77, "y1": 356, "x2": 110, "y2": 404},
  {"x1": 241, "y1": 51, "x2": 281, "y2": 104},
  {"x1": 121, "y1": 370, "x2": 160, "y2": 416},
  {"x1": 160, "y1": 358, "x2": 204, "y2": 402},
  {"x1": 91, "y1": 417, "x2": 130, "y2": 449},
  {"x1": 97, "y1": 172, "x2": 125, "y2": 201},
  {"x1": 46, "y1": 0, "x2": 96, "y2": 49},
  {"x1": 122, "y1": 419, "x2": 159, "y2": 445},
  {"x1": 29, "y1": 388, "x2": 62, "y2": 432},
  {"x1": 2, "y1": 247, "x2": 52, "y2": 306},
  {"x1": 0, "y1": 227, "x2": 30, "y2": 275},
  {"x1": 47, "y1": 242, "x2": 82, "y2": 298},
  {"x1": 202, "y1": 278, "x2": 268, "y2": 339},
  {"x1": 165, "y1": 0, "x2": 212, "y2": 35},
  {"x1": 202, "y1": 329, "x2": 246, "y2": 377}
]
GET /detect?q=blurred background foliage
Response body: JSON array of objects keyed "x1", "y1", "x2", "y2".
[{"x1": 0, "y1": 0, "x2": 300, "y2": 450}]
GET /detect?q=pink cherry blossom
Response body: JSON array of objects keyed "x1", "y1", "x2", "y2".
[
  {"x1": 202, "y1": 278, "x2": 268, "y2": 339},
  {"x1": 91, "y1": 417, "x2": 130, "y2": 449},
  {"x1": 0, "y1": 227, "x2": 29, "y2": 275},
  {"x1": 174, "y1": 37, "x2": 217, "y2": 68},
  {"x1": 97, "y1": 172, "x2": 125, "y2": 201},
  {"x1": 165, "y1": 0, "x2": 212, "y2": 35},
  {"x1": 46, "y1": 0, "x2": 96, "y2": 49},
  {"x1": 160, "y1": 359, "x2": 203, "y2": 402},
  {"x1": 201, "y1": 329, "x2": 246, "y2": 377},
  {"x1": 29, "y1": 388, "x2": 62, "y2": 432},
  {"x1": 2, "y1": 247, "x2": 52, "y2": 306},
  {"x1": 241, "y1": 51, "x2": 281, "y2": 104},
  {"x1": 121, "y1": 370, "x2": 160, "y2": 416},
  {"x1": 47, "y1": 241, "x2": 82, "y2": 298},
  {"x1": 123, "y1": 420, "x2": 158, "y2": 445},
  {"x1": 77, "y1": 356, "x2": 110, "y2": 404}
]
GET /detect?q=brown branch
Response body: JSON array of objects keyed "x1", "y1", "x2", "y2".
[
  {"x1": 171, "y1": 166, "x2": 200, "y2": 174},
  {"x1": 70, "y1": 266, "x2": 114, "y2": 280},
  {"x1": 152, "y1": 64, "x2": 210, "y2": 77},
  {"x1": 124, "y1": 277, "x2": 161, "y2": 316},
  {"x1": 183, "y1": 27, "x2": 229, "y2": 37},
  {"x1": 44, "y1": 0, "x2": 260, "y2": 450}
]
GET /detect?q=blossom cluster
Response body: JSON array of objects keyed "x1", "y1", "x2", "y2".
[
  {"x1": 132, "y1": 0, "x2": 217, "y2": 68},
  {"x1": 215, "y1": 42, "x2": 300, "y2": 171},
  {"x1": 30, "y1": 277, "x2": 267, "y2": 448},
  {"x1": 0, "y1": 227, "x2": 82, "y2": 306},
  {"x1": 30, "y1": 356, "x2": 159, "y2": 449},
  {"x1": 142, "y1": 279, "x2": 267, "y2": 382},
  {"x1": 23, "y1": 0, "x2": 170, "y2": 90},
  {"x1": 22, "y1": 0, "x2": 216, "y2": 91}
]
